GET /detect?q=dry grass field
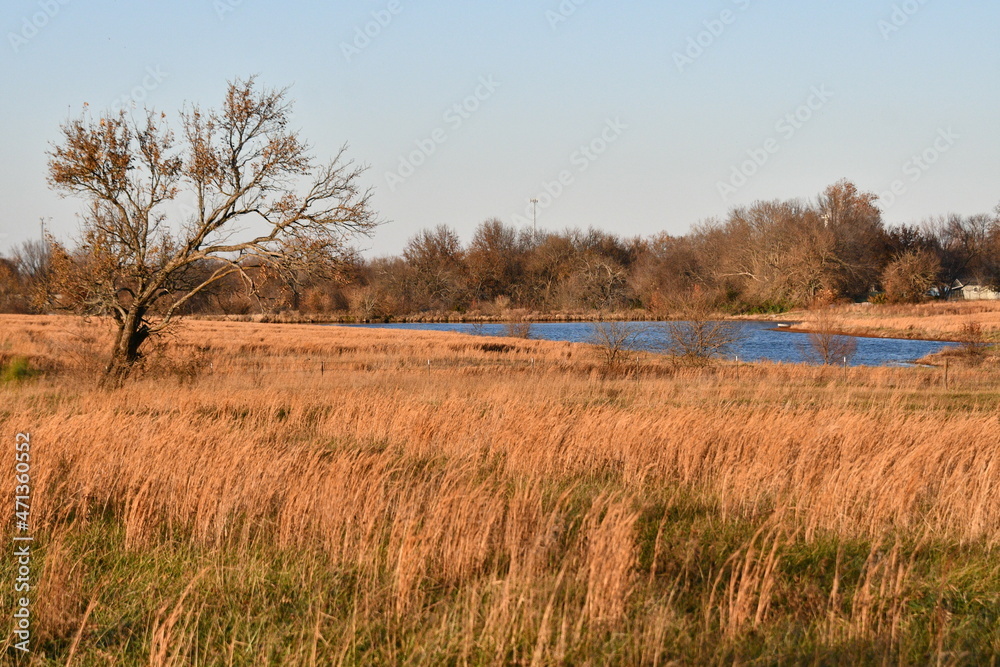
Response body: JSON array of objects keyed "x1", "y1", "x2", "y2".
[
  {"x1": 1, "y1": 314, "x2": 999, "y2": 664},
  {"x1": 777, "y1": 299, "x2": 1000, "y2": 342}
]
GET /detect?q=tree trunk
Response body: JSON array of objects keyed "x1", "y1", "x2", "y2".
[{"x1": 101, "y1": 308, "x2": 151, "y2": 387}]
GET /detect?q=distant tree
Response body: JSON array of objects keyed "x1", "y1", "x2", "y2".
[
  {"x1": 0, "y1": 258, "x2": 24, "y2": 313},
  {"x1": 45, "y1": 77, "x2": 379, "y2": 384},
  {"x1": 522, "y1": 232, "x2": 577, "y2": 309},
  {"x1": 560, "y1": 228, "x2": 637, "y2": 310},
  {"x1": 364, "y1": 256, "x2": 413, "y2": 317},
  {"x1": 710, "y1": 200, "x2": 832, "y2": 307},
  {"x1": 13, "y1": 238, "x2": 51, "y2": 287},
  {"x1": 885, "y1": 223, "x2": 935, "y2": 256},
  {"x1": 628, "y1": 232, "x2": 703, "y2": 312},
  {"x1": 816, "y1": 180, "x2": 889, "y2": 299},
  {"x1": 927, "y1": 213, "x2": 998, "y2": 290},
  {"x1": 0, "y1": 238, "x2": 52, "y2": 314},
  {"x1": 466, "y1": 218, "x2": 523, "y2": 303},
  {"x1": 402, "y1": 225, "x2": 468, "y2": 310},
  {"x1": 880, "y1": 249, "x2": 941, "y2": 303}
]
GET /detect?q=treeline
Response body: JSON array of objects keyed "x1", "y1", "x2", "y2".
[{"x1": 3, "y1": 180, "x2": 999, "y2": 319}]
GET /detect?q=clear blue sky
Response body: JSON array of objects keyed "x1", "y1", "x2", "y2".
[{"x1": 2, "y1": 0, "x2": 998, "y2": 256}]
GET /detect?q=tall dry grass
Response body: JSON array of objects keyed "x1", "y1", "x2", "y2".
[{"x1": 1, "y1": 315, "x2": 999, "y2": 663}]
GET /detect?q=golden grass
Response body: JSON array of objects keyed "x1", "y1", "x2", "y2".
[
  {"x1": 778, "y1": 300, "x2": 1000, "y2": 341},
  {"x1": 1, "y1": 315, "x2": 1000, "y2": 662}
]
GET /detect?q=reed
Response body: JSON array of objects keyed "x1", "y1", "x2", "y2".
[{"x1": 0, "y1": 314, "x2": 998, "y2": 663}]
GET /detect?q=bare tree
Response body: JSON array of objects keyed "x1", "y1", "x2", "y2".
[
  {"x1": 815, "y1": 180, "x2": 889, "y2": 298},
  {"x1": 45, "y1": 77, "x2": 379, "y2": 384},
  {"x1": 0, "y1": 238, "x2": 52, "y2": 313},
  {"x1": 466, "y1": 218, "x2": 524, "y2": 303},
  {"x1": 13, "y1": 237, "x2": 51, "y2": 285},
  {"x1": 926, "y1": 213, "x2": 999, "y2": 291},
  {"x1": 402, "y1": 225, "x2": 468, "y2": 311}
]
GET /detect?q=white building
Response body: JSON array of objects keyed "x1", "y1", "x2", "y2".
[{"x1": 950, "y1": 280, "x2": 1000, "y2": 301}]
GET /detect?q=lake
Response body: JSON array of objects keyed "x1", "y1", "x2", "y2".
[{"x1": 337, "y1": 321, "x2": 954, "y2": 367}]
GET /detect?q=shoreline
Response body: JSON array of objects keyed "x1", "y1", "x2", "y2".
[{"x1": 770, "y1": 323, "x2": 966, "y2": 344}]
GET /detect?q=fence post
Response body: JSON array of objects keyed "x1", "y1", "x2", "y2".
[
  {"x1": 944, "y1": 358, "x2": 949, "y2": 390},
  {"x1": 321, "y1": 360, "x2": 324, "y2": 376}
]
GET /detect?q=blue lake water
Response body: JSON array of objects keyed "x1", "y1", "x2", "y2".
[{"x1": 338, "y1": 321, "x2": 954, "y2": 367}]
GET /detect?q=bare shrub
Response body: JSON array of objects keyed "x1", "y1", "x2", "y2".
[
  {"x1": 504, "y1": 321, "x2": 532, "y2": 339},
  {"x1": 804, "y1": 307, "x2": 857, "y2": 365},
  {"x1": 662, "y1": 295, "x2": 745, "y2": 365},
  {"x1": 956, "y1": 321, "x2": 991, "y2": 363},
  {"x1": 502, "y1": 309, "x2": 533, "y2": 339},
  {"x1": 589, "y1": 321, "x2": 648, "y2": 369}
]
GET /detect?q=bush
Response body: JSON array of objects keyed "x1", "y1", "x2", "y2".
[
  {"x1": 590, "y1": 321, "x2": 648, "y2": 369},
  {"x1": 662, "y1": 294, "x2": 746, "y2": 365},
  {"x1": 802, "y1": 308, "x2": 857, "y2": 365},
  {"x1": 501, "y1": 309, "x2": 533, "y2": 339},
  {"x1": 503, "y1": 321, "x2": 532, "y2": 339},
  {"x1": 957, "y1": 321, "x2": 991, "y2": 362},
  {"x1": 880, "y1": 249, "x2": 941, "y2": 304},
  {"x1": 732, "y1": 300, "x2": 794, "y2": 315},
  {"x1": 1, "y1": 356, "x2": 39, "y2": 383}
]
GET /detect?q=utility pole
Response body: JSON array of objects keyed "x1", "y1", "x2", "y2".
[{"x1": 530, "y1": 198, "x2": 539, "y2": 239}]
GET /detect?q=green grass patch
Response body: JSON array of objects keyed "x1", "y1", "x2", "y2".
[{"x1": 1, "y1": 356, "x2": 39, "y2": 384}]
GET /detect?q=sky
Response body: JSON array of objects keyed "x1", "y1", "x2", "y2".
[{"x1": 1, "y1": 0, "x2": 998, "y2": 257}]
